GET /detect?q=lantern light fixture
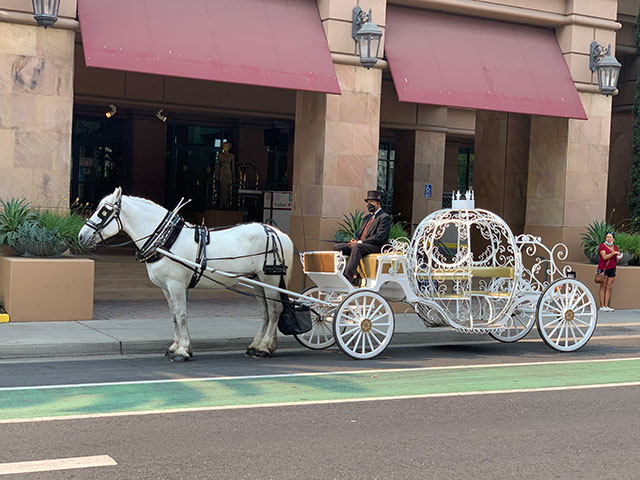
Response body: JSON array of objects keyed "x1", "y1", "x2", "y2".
[
  {"x1": 589, "y1": 42, "x2": 622, "y2": 96},
  {"x1": 156, "y1": 109, "x2": 167, "y2": 122},
  {"x1": 31, "y1": 0, "x2": 60, "y2": 28},
  {"x1": 352, "y1": 7, "x2": 383, "y2": 69},
  {"x1": 105, "y1": 104, "x2": 117, "y2": 119}
]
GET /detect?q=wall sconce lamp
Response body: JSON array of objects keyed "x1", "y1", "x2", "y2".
[
  {"x1": 156, "y1": 109, "x2": 167, "y2": 122},
  {"x1": 31, "y1": 0, "x2": 60, "y2": 28},
  {"x1": 105, "y1": 104, "x2": 117, "y2": 119},
  {"x1": 589, "y1": 42, "x2": 622, "y2": 96},
  {"x1": 352, "y1": 7, "x2": 383, "y2": 69}
]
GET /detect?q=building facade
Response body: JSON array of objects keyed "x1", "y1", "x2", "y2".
[{"x1": 0, "y1": 0, "x2": 635, "y2": 286}]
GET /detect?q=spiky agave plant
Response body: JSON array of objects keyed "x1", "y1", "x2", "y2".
[
  {"x1": 0, "y1": 198, "x2": 36, "y2": 247},
  {"x1": 335, "y1": 210, "x2": 365, "y2": 242}
]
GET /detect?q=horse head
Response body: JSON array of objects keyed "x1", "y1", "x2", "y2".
[{"x1": 78, "y1": 187, "x2": 124, "y2": 247}]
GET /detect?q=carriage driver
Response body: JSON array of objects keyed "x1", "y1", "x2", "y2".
[{"x1": 333, "y1": 190, "x2": 392, "y2": 287}]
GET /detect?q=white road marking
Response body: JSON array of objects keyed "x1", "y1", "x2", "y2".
[
  {"x1": 1, "y1": 355, "x2": 639, "y2": 392},
  {"x1": 0, "y1": 455, "x2": 117, "y2": 475},
  {"x1": 2, "y1": 382, "x2": 640, "y2": 425}
]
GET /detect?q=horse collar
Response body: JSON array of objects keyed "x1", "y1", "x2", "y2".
[{"x1": 136, "y1": 211, "x2": 185, "y2": 263}]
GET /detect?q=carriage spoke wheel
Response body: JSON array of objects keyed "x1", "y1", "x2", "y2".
[
  {"x1": 294, "y1": 287, "x2": 337, "y2": 350},
  {"x1": 333, "y1": 290, "x2": 395, "y2": 360},
  {"x1": 489, "y1": 296, "x2": 536, "y2": 343},
  {"x1": 536, "y1": 278, "x2": 597, "y2": 352}
]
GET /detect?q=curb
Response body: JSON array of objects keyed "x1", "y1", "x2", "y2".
[{"x1": 0, "y1": 322, "x2": 636, "y2": 360}]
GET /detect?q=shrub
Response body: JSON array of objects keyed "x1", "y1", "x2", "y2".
[
  {"x1": 36, "y1": 210, "x2": 86, "y2": 251},
  {"x1": 335, "y1": 210, "x2": 365, "y2": 242},
  {"x1": 581, "y1": 220, "x2": 616, "y2": 263},
  {"x1": 389, "y1": 221, "x2": 409, "y2": 241},
  {"x1": 0, "y1": 198, "x2": 37, "y2": 247}
]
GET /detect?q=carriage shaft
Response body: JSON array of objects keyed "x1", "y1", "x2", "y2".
[{"x1": 156, "y1": 248, "x2": 334, "y2": 307}]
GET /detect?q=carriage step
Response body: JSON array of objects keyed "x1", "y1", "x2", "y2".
[{"x1": 455, "y1": 326, "x2": 506, "y2": 334}]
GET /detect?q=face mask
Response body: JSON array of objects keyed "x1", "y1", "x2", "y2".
[
  {"x1": 367, "y1": 203, "x2": 376, "y2": 213},
  {"x1": 605, "y1": 240, "x2": 613, "y2": 246}
]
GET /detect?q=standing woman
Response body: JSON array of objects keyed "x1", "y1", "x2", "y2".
[{"x1": 598, "y1": 232, "x2": 622, "y2": 311}]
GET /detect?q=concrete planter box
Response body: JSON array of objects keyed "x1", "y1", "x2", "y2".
[
  {"x1": 0, "y1": 256, "x2": 94, "y2": 322},
  {"x1": 567, "y1": 262, "x2": 640, "y2": 309}
]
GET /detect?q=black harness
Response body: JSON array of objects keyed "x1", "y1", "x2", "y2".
[
  {"x1": 83, "y1": 197, "x2": 123, "y2": 244},
  {"x1": 135, "y1": 211, "x2": 185, "y2": 264},
  {"x1": 188, "y1": 225, "x2": 210, "y2": 289}
]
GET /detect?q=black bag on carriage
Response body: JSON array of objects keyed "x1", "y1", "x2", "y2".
[{"x1": 277, "y1": 277, "x2": 312, "y2": 335}]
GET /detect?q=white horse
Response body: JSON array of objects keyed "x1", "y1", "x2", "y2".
[{"x1": 78, "y1": 187, "x2": 293, "y2": 361}]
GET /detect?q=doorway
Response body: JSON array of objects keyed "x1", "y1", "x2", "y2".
[{"x1": 166, "y1": 125, "x2": 234, "y2": 212}]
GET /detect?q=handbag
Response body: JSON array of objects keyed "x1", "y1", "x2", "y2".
[
  {"x1": 595, "y1": 249, "x2": 614, "y2": 284},
  {"x1": 277, "y1": 277, "x2": 312, "y2": 336}
]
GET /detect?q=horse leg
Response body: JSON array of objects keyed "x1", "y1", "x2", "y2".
[
  {"x1": 246, "y1": 286, "x2": 269, "y2": 357},
  {"x1": 162, "y1": 289, "x2": 180, "y2": 358},
  {"x1": 253, "y1": 287, "x2": 283, "y2": 357},
  {"x1": 166, "y1": 285, "x2": 193, "y2": 362}
]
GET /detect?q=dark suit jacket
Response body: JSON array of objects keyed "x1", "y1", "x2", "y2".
[{"x1": 357, "y1": 210, "x2": 392, "y2": 248}]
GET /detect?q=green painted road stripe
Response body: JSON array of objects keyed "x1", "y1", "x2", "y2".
[{"x1": 1, "y1": 358, "x2": 639, "y2": 422}]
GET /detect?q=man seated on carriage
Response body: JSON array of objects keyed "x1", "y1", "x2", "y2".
[{"x1": 333, "y1": 190, "x2": 391, "y2": 286}]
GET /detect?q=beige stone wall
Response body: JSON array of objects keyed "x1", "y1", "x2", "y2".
[
  {"x1": 474, "y1": 112, "x2": 530, "y2": 234},
  {"x1": 411, "y1": 131, "x2": 446, "y2": 226},
  {"x1": 0, "y1": 22, "x2": 74, "y2": 209},
  {"x1": 525, "y1": 92, "x2": 612, "y2": 261}
]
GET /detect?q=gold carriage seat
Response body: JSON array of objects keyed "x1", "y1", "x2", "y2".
[
  {"x1": 424, "y1": 266, "x2": 514, "y2": 299},
  {"x1": 357, "y1": 254, "x2": 381, "y2": 279},
  {"x1": 426, "y1": 266, "x2": 514, "y2": 280}
]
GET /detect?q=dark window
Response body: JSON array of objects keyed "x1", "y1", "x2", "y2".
[
  {"x1": 71, "y1": 117, "x2": 124, "y2": 209},
  {"x1": 378, "y1": 141, "x2": 395, "y2": 214}
]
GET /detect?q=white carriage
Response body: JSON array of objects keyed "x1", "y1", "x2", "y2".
[{"x1": 296, "y1": 204, "x2": 598, "y2": 359}]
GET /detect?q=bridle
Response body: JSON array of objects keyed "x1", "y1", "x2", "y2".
[{"x1": 83, "y1": 197, "x2": 123, "y2": 244}]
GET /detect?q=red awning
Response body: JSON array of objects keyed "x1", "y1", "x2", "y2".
[
  {"x1": 77, "y1": 0, "x2": 340, "y2": 94},
  {"x1": 385, "y1": 7, "x2": 587, "y2": 119}
]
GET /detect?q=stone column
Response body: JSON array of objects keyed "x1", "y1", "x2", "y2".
[
  {"x1": 525, "y1": 93, "x2": 612, "y2": 261},
  {"x1": 411, "y1": 131, "x2": 446, "y2": 227},
  {"x1": 0, "y1": 22, "x2": 74, "y2": 210},
  {"x1": 523, "y1": 13, "x2": 616, "y2": 261},
  {"x1": 474, "y1": 111, "x2": 530, "y2": 234},
  {"x1": 289, "y1": 64, "x2": 382, "y2": 288}
]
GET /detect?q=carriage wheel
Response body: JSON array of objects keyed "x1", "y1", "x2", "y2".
[
  {"x1": 489, "y1": 296, "x2": 536, "y2": 343},
  {"x1": 333, "y1": 290, "x2": 395, "y2": 360},
  {"x1": 536, "y1": 279, "x2": 597, "y2": 352},
  {"x1": 294, "y1": 287, "x2": 337, "y2": 350}
]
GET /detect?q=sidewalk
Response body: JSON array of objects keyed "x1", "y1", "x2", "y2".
[{"x1": 0, "y1": 295, "x2": 639, "y2": 359}]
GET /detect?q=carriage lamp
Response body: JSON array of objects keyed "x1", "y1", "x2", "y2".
[
  {"x1": 31, "y1": 0, "x2": 60, "y2": 27},
  {"x1": 352, "y1": 7, "x2": 383, "y2": 69},
  {"x1": 567, "y1": 271, "x2": 576, "y2": 279},
  {"x1": 589, "y1": 42, "x2": 622, "y2": 96}
]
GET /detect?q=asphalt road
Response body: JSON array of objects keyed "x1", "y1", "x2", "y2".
[{"x1": 1, "y1": 336, "x2": 639, "y2": 479}]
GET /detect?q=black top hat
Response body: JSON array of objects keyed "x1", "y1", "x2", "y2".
[{"x1": 364, "y1": 190, "x2": 382, "y2": 202}]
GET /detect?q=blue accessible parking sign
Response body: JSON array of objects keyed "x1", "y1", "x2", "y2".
[{"x1": 424, "y1": 184, "x2": 432, "y2": 199}]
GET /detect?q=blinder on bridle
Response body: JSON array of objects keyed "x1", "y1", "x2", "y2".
[{"x1": 84, "y1": 196, "x2": 123, "y2": 244}]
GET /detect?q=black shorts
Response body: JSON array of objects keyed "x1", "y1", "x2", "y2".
[{"x1": 597, "y1": 268, "x2": 616, "y2": 278}]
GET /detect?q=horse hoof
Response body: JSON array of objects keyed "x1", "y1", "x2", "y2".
[
  {"x1": 254, "y1": 350, "x2": 271, "y2": 358},
  {"x1": 171, "y1": 355, "x2": 190, "y2": 363},
  {"x1": 164, "y1": 350, "x2": 175, "y2": 358},
  {"x1": 245, "y1": 348, "x2": 257, "y2": 357}
]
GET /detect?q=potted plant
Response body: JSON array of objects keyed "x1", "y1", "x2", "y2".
[
  {"x1": 615, "y1": 231, "x2": 640, "y2": 266},
  {"x1": 0, "y1": 198, "x2": 86, "y2": 257},
  {"x1": 335, "y1": 210, "x2": 365, "y2": 242},
  {"x1": 580, "y1": 220, "x2": 616, "y2": 264},
  {"x1": 0, "y1": 198, "x2": 36, "y2": 250}
]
